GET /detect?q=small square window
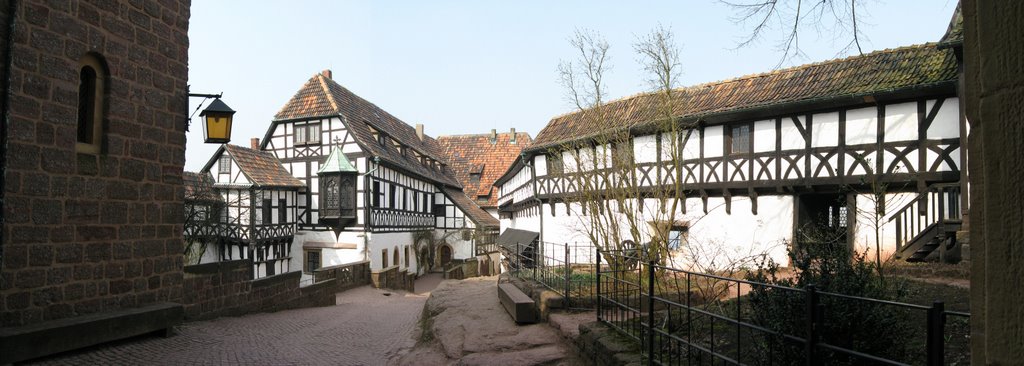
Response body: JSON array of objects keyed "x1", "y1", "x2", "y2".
[
  {"x1": 295, "y1": 121, "x2": 322, "y2": 145},
  {"x1": 304, "y1": 249, "x2": 321, "y2": 274},
  {"x1": 218, "y1": 156, "x2": 231, "y2": 174},
  {"x1": 728, "y1": 124, "x2": 751, "y2": 155}
]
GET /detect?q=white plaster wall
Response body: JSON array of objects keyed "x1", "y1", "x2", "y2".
[
  {"x1": 845, "y1": 106, "x2": 878, "y2": 145},
  {"x1": 288, "y1": 230, "x2": 367, "y2": 275},
  {"x1": 811, "y1": 112, "x2": 840, "y2": 147},
  {"x1": 780, "y1": 118, "x2": 805, "y2": 150},
  {"x1": 703, "y1": 126, "x2": 724, "y2": 158},
  {"x1": 542, "y1": 202, "x2": 601, "y2": 246},
  {"x1": 681, "y1": 129, "x2": 700, "y2": 160},
  {"x1": 884, "y1": 101, "x2": 919, "y2": 142},
  {"x1": 852, "y1": 192, "x2": 918, "y2": 262},
  {"x1": 533, "y1": 155, "x2": 547, "y2": 176},
  {"x1": 667, "y1": 196, "x2": 793, "y2": 269},
  {"x1": 368, "y1": 232, "x2": 415, "y2": 272},
  {"x1": 634, "y1": 135, "x2": 658, "y2": 163},
  {"x1": 532, "y1": 195, "x2": 793, "y2": 270},
  {"x1": 197, "y1": 242, "x2": 221, "y2": 264},
  {"x1": 436, "y1": 228, "x2": 474, "y2": 260},
  {"x1": 927, "y1": 97, "x2": 960, "y2": 139},
  {"x1": 753, "y1": 119, "x2": 775, "y2": 153}
]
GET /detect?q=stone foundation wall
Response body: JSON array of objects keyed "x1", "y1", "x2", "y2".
[
  {"x1": 371, "y1": 267, "x2": 414, "y2": 292},
  {"x1": 182, "y1": 260, "x2": 370, "y2": 321}
]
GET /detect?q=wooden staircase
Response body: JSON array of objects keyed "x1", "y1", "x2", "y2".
[{"x1": 891, "y1": 183, "x2": 963, "y2": 262}]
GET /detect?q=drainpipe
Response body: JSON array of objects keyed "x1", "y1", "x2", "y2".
[
  {"x1": 0, "y1": 0, "x2": 18, "y2": 271},
  {"x1": 361, "y1": 156, "x2": 381, "y2": 264}
]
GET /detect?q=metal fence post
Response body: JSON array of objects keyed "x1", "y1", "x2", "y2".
[
  {"x1": 927, "y1": 301, "x2": 945, "y2": 366},
  {"x1": 647, "y1": 260, "x2": 656, "y2": 365},
  {"x1": 805, "y1": 284, "x2": 819, "y2": 366},
  {"x1": 596, "y1": 246, "x2": 602, "y2": 320},
  {"x1": 564, "y1": 243, "x2": 571, "y2": 307},
  {"x1": 516, "y1": 242, "x2": 520, "y2": 278}
]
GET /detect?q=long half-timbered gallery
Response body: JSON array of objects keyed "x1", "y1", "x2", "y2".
[
  {"x1": 188, "y1": 70, "x2": 502, "y2": 283},
  {"x1": 496, "y1": 25, "x2": 967, "y2": 268}
]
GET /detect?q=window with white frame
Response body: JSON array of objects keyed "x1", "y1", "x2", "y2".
[{"x1": 294, "y1": 121, "x2": 321, "y2": 145}]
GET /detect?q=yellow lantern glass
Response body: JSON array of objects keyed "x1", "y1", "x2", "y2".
[{"x1": 199, "y1": 98, "x2": 235, "y2": 144}]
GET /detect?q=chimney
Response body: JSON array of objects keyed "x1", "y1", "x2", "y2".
[
  {"x1": 250, "y1": 138, "x2": 260, "y2": 150},
  {"x1": 510, "y1": 128, "x2": 517, "y2": 144},
  {"x1": 415, "y1": 124, "x2": 424, "y2": 141},
  {"x1": 490, "y1": 129, "x2": 497, "y2": 144},
  {"x1": 321, "y1": 69, "x2": 332, "y2": 79}
]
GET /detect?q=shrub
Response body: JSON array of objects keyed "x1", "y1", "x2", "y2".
[{"x1": 744, "y1": 243, "x2": 913, "y2": 365}]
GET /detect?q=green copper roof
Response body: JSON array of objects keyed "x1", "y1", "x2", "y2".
[{"x1": 318, "y1": 147, "x2": 358, "y2": 174}]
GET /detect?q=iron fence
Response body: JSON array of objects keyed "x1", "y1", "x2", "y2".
[
  {"x1": 505, "y1": 241, "x2": 599, "y2": 309},
  {"x1": 596, "y1": 250, "x2": 970, "y2": 366}
]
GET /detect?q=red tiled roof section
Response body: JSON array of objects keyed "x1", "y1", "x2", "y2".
[
  {"x1": 224, "y1": 144, "x2": 304, "y2": 188},
  {"x1": 442, "y1": 187, "x2": 499, "y2": 228},
  {"x1": 437, "y1": 132, "x2": 532, "y2": 208},
  {"x1": 274, "y1": 72, "x2": 459, "y2": 187},
  {"x1": 183, "y1": 171, "x2": 219, "y2": 202},
  {"x1": 531, "y1": 44, "x2": 958, "y2": 149}
]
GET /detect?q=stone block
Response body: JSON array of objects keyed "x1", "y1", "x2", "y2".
[{"x1": 498, "y1": 283, "x2": 537, "y2": 324}]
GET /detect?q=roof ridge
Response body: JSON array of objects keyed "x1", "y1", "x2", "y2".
[
  {"x1": 437, "y1": 132, "x2": 532, "y2": 138},
  {"x1": 316, "y1": 73, "x2": 341, "y2": 113}
]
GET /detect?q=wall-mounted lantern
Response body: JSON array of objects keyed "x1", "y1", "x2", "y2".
[{"x1": 189, "y1": 91, "x2": 236, "y2": 144}]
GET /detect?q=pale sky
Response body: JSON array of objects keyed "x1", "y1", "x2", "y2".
[{"x1": 185, "y1": 1, "x2": 958, "y2": 171}]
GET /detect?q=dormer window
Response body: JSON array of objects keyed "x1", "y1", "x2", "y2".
[
  {"x1": 470, "y1": 173, "x2": 482, "y2": 183},
  {"x1": 368, "y1": 124, "x2": 384, "y2": 145},
  {"x1": 294, "y1": 121, "x2": 321, "y2": 146},
  {"x1": 391, "y1": 139, "x2": 404, "y2": 155}
]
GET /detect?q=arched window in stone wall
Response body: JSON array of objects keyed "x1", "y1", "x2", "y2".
[{"x1": 77, "y1": 53, "x2": 107, "y2": 154}]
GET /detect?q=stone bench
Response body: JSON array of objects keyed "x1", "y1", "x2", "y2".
[
  {"x1": 0, "y1": 302, "x2": 183, "y2": 364},
  {"x1": 498, "y1": 283, "x2": 538, "y2": 323}
]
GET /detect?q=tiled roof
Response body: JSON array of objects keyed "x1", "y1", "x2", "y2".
[
  {"x1": 224, "y1": 144, "x2": 304, "y2": 188},
  {"x1": 437, "y1": 132, "x2": 532, "y2": 208},
  {"x1": 938, "y1": 3, "x2": 963, "y2": 48},
  {"x1": 531, "y1": 43, "x2": 958, "y2": 150},
  {"x1": 441, "y1": 187, "x2": 499, "y2": 228},
  {"x1": 274, "y1": 71, "x2": 460, "y2": 187},
  {"x1": 183, "y1": 171, "x2": 220, "y2": 202}
]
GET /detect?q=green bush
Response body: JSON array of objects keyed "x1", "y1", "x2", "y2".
[{"x1": 744, "y1": 243, "x2": 914, "y2": 365}]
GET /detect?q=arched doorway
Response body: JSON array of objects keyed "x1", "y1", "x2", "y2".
[{"x1": 438, "y1": 245, "x2": 453, "y2": 268}]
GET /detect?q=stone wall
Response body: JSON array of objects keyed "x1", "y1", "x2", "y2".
[
  {"x1": 371, "y1": 267, "x2": 415, "y2": 292},
  {"x1": 182, "y1": 260, "x2": 370, "y2": 321},
  {"x1": 0, "y1": 0, "x2": 190, "y2": 327},
  {"x1": 963, "y1": 0, "x2": 1024, "y2": 363}
]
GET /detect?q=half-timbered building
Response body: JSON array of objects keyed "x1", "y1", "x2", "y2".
[
  {"x1": 194, "y1": 70, "x2": 510, "y2": 284},
  {"x1": 196, "y1": 144, "x2": 303, "y2": 278},
  {"x1": 496, "y1": 38, "x2": 967, "y2": 267}
]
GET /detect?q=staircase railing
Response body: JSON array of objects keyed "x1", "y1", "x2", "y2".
[{"x1": 890, "y1": 183, "x2": 962, "y2": 252}]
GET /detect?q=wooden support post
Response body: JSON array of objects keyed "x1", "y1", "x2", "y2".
[{"x1": 749, "y1": 188, "x2": 758, "y2": 215}]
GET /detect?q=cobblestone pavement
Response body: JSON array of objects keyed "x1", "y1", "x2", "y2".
[{"x1": 27, "y1": 275, "x2": 443, "y2": 366}]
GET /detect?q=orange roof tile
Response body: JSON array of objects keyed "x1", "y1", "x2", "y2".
[{"x1": 437, "y1": 132, "x2": 532, "y2": 208}]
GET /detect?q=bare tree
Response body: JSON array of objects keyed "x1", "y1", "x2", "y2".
[
  {"x1": 183, "y1": 172, "x2": 226, "y2": 265},
  {"x1": 552, "y1": 27, "x2": 694, "y2": 266},
  {"x1": 721, "y1": 0, "x2": 867, "y2": 66}
]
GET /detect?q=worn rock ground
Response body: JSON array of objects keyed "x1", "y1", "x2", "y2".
[{"x1": 396, "y1": 276, "x2": 585, "y2": 366}]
